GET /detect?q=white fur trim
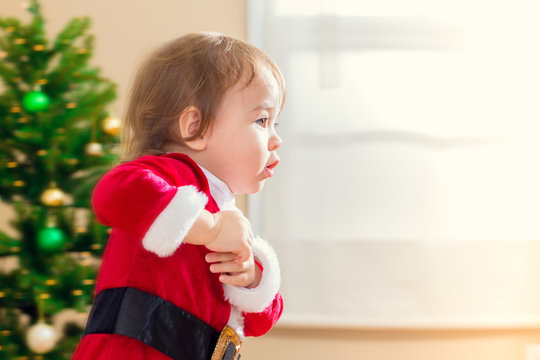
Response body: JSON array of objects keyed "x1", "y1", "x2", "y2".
[
  {"x1": 227, "y1": 305, "x2": 245, "y2": 338},
  {"x1": 142, "y1": 185, "x2": 208, "y2": 257},
  {"x1": 223, "y1": 237, "x2": 281, "y2": 313}
]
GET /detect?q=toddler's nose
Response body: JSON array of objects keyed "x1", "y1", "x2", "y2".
[{"x1": 269, "y1": 132, "x2": 282, "y2": 151}]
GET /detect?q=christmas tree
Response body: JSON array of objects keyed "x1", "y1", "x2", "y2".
[{"x1": 0, "y1": 1, "x2": 117, "y2": 358}]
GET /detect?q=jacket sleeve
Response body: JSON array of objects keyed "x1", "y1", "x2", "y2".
[
  {"x1": 243, "y1": 292, "x2": 283, "y2": 337},
  {"x1": 222, "y1": 237, "x2": 283, "y2": 336},
  {"x1": 92, "y1": 163, "x2": 208, "y2": 257}
]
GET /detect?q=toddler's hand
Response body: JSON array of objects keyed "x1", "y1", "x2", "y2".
[
  {"x1": 206, "y1": 210, "x2": 253, "y2": 263},
  {"x1": 205, "y1": 251, "x2": 262, "y2": 288}
]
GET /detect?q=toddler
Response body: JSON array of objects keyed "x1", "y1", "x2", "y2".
[{"x1": 72, "y1": 32, "x2": 284, "y2": 360}]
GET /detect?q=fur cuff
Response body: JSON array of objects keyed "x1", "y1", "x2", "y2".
[
  {"x1": 227, "y1": 306, "x2": 245, "y2": 338},
  {"x1": 142, "y1": 185, "x2": 208, "y2": 257},
  {"x1": 223, "y1": 237, "x2": 281, "y2": 313}
]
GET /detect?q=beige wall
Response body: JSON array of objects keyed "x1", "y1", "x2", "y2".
[
  {"x1": 0, "y1": 0, "x2": 246, "y2": 113},
  {"x1": 2, "y1": 1, "x2": 540, "y2": 359}
]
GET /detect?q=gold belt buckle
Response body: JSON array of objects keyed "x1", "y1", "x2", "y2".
[{"x1": 211, "y1": 325, "x2": 242, "y2": 360}]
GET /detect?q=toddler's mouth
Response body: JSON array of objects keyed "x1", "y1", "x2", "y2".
[{"x1": 264, "y1": 160, "x2": 279, "y2": 177}]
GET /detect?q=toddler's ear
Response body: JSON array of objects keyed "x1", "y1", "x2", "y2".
[{"x1": 178, "y1": 106, "x2": 207, "y2": 151}]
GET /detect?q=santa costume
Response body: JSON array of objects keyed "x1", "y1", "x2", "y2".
[{"x1": 71, "y1": 152, "x2": 283, "y2": 360}]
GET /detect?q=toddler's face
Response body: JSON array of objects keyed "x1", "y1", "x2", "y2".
[{"x1": 203, "y1": 67, "x2": 282, "y2": 194}]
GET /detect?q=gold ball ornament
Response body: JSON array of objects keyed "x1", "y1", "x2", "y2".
[
  {"x1": 40, "y1": 187, "x2": 66, "y2": 207},
  {"x1": 102, "y1": 115, "x2": 121, "y2": 136},
  {"x1": 26, "y1": 321, "x2": 57, "y2": 354},
  {"x1": 85, "y1": 142, "x2": 104, "y2": 156}
]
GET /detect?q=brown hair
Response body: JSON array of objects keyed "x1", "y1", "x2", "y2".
[{"x1": 121, "y1": 32, "x2": 286, "y2": 161}]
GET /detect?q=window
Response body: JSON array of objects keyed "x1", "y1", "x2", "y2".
[{"x1": 249, "y1": 0, "x2": 540, "y2": 327}]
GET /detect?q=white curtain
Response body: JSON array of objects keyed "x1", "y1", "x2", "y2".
[{"x1": 249, "y1": 0, "x2": 540, "y2": 327}]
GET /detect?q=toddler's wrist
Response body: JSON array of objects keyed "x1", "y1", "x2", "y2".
[{"x1": 208, "y1": 211, "x2": 222, "y2": 245}]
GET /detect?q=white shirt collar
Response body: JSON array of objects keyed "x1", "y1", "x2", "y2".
[{"x1": 198, "y1": 164, "x2": 236, "y2": 210}]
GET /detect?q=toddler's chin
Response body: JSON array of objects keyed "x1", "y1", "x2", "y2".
[{"x1": 231, "y1": 181, "x2": 265, "y2": 195}]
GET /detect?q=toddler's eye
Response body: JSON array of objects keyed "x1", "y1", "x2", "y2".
[{"x1": 256, "y1": 117, "x2": 268, "y2": 128}]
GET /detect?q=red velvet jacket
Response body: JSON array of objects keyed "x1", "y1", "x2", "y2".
[{"x1": 72, "y1": 153, "x2": 283, "y2": 360}]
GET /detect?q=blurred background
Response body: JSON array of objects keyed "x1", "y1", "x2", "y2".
[{"x1": 1, "y1": 0, "x2": 540, "y2": 359}]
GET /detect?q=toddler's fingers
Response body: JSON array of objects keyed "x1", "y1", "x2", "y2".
[
  {"x1": 219, "y1": 273, "x2": 251, "y2": 287},
  {"x1": 235, "y1": 246, "x2": 252, "y2": 263},
  {"x1": 205, "y1": 252, "x2": 237, "y2": 263},
  {"x1": 247, "y1": 230, "x2": 254, "y2": 247},
  {"x1": 209, "y1": 261, "x2": 247, "y2": 274}
]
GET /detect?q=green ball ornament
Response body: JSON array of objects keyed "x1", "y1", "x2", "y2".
[
  {"x1": 22, "y1": 91, "x2": 50, "y2": 113},
  {"x1": 37, "y1": 227, "x2": 65, "y2": 252}
]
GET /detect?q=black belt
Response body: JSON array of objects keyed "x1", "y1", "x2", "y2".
[{"x1": 84, "y1": 287, "x2": 241, "y2": 360}]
